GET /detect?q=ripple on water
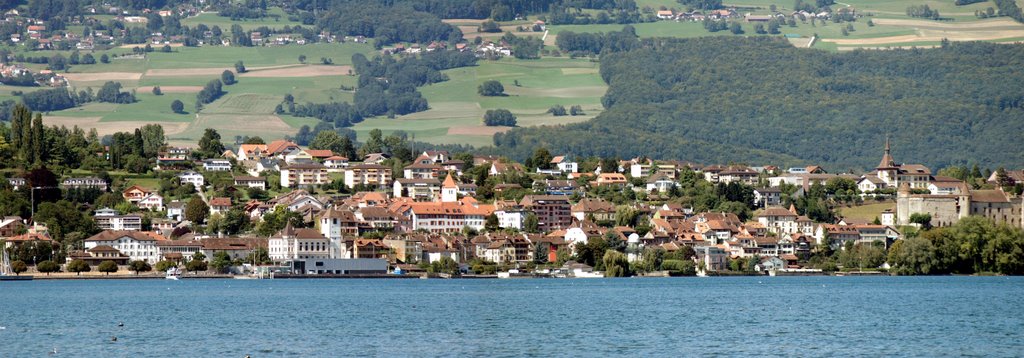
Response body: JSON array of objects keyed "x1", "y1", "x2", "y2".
[{"x1": 0, "y1": 277, "x2": 1022, "y2": 356}]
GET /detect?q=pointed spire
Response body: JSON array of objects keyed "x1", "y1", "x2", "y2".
[
  {"x1": 442, "y1": 172, "x2": 457, "y2": 188},
  {"x1": 788, "y1": 203, "x2": 797, "y2": 215},
  {"x1": 877, "y1": 135, "x2": 896, "y2": 169}
]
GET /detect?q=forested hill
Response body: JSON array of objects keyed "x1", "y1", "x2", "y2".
[{"x1": 492, "y1": 37, "x2": 1024, "y2": 171}]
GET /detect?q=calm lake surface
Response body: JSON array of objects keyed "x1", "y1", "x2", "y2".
[{"x1": 1, "y1": 276, "x2": 1022, "y2": 357}]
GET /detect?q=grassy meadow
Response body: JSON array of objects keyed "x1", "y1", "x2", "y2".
[{"x1": 837, "y1": 202, "x2": 896, "y2": 222}]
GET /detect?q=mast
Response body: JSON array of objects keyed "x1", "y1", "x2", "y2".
[{"x1": 1, "y1": 245, "x2": 11, "y2": 275}]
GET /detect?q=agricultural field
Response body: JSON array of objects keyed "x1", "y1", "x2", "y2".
[
  {"x1": 180, "y1": 8, "x2": 303, "y2": 30},
  {"x1": 2, "y1": 42, "x2": 373, "y2": 146},
  {"x1": 548, "y1": 0, "x2": 1024, "y2": 51},
  {"x1": 3, "y1": 1, "x2": 1023, "y2": 149},
  {"x1": 349, "y1": 57, "x2": 606, "y2": 148}
]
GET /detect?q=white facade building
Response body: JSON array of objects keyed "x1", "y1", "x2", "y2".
[{"x1": 84, "y1": 231, "x2": 162, "y2": 264}]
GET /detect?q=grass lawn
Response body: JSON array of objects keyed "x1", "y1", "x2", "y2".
[
  {"x1": 180, "y1": 7, "x2": 302, "y2": 31},
  {"x1": 125, "y1": 178, "x2": 162, "y2": 191},
  {"x1": 837, "y1": 201, "x2": 895, "y2": 222}
]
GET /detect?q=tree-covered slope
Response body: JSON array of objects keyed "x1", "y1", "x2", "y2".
[{"x1": 493, "y1": 37, "x2": 1024, "y2": 171}]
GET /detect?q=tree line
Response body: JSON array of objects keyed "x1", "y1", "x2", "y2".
[
  {"x1": 554, "y1": 26, "x2": 640, "y2": 56},
  {"x1": 889, "y1": 217, "x2": 1024, "y2": 275}
]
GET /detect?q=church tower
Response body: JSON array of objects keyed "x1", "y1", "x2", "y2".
[
  {"x1": 876, "y1": 136, "x2": 898, "y2": 187},
  {"x1": 441, "y1": 173, "x2": 458, "y2": 203}
]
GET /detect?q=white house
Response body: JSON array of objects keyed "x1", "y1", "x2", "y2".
[
  {"x1": 167, "y1": 201, "x2": 185, "y2": 221},
  {"x1": 323, "y1": 156, "x2": 349, "y2": 172},
  {"x1": 137, "y1": 193, "x2": 164, "y2": 211},
  {"x1": 178, "y1": 171, "x2": 205, "y2": 189},
  {"x1": 753, "y1": 187, "x2": 782, "y2": 207},
  {"x1": 233, "y1": 176, "x2": 266, "y2": 190},
  {"x1": 756, "y1": 207, "x2": 799, "y2": 235},
  {"x1": 283, "y1": 148, "x2": 313, "y2": 164},
  {"x1": 248, "y1": 159, "x2": 280, "y2": 176},
  {"x1": 495, "y1": 201, "x2": 526, "y2": 230},
  {"x1": 203, "y1": 159, "x2": 232, "y2": 171},
  {"x1": 646, "y1": 172, "x2": 677, "y2": 192},
  {"x1": 84, "y1": 230, "x2": 163, "y2": 264},
  {"x1": 94, "y1": 208, "x2": 142, "y2": 231},
  {"x1": 268, "y1": 224, "x2": 331, "y2": 261},
  {"x1": 394, "y1": 178, "x2": 441, "y2": 201}
]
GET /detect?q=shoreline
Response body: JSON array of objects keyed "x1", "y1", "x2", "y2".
[{"x1": 2, "y1": 271, "x2": 926, "y2": 280}]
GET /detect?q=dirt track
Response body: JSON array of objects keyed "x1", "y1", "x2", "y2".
[
  {"x1": 447, "y1": 126, "x2": 511, "y2": 136},
  {"x1": 239, "y1": 65, "x2": 352, "y2": 78},
  {"x1": 135, "y1": 86, "x2": 202, "y2": 93},
  {"x1": 871, "y1": 18, "x2": 1024, "y2": 30},
  {"x1": 42, "y1": 116, "x2": 189, "y2": 135},
  {"x1": 63, "y1": 72, "x2": 142, "y2": 82},
  {"x1": 144, "y1": 64, "x2": 301, "y2": 77}
]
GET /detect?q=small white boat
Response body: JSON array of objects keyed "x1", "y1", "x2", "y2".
[{"x1": 165, "y1": 267, "x2": 181, "y2": 280}]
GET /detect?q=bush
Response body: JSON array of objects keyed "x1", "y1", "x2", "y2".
[
  {"x1": 479, "y1": 20, "x2": 502, "y2": 33},
  {"x1": 67, "y1": 259, "x2": 91, "y2": 275},
  {"x1": 547, "y1": 104, "x2": 567, "y2": 116},
  {"x1": 171, "y1": 99, "x2": 185, "y2": 114},
  {"x1": 569, "y1": 105, "x2": 584, "y2": 116},
  {"x1": 186, "y1": 259, "x2": 208, "y2": 273},
  {"x1": 129, "y1": 260, "x2": 153, "y2": 275},
  {"x1": 662, "y1": 259, "x2": 697, "y2": 276},
  {"x1": 603, "y1": 250, "x2": 631, "y2": 277},
  {"x1": 98, "y1": 260, "x2": 119, "y2": 275},
  {"x1": 155, "y1": 260, "x2": 177, "y2": 272},
  {"x1": 10, "y1": 260, "x2": 27, "y2": 275},
  {"x1": 37, "y1": 260, "x2": 60, "y2": 275},
  {"x1": 477, "y1": 80, "x2": 505, "y2": 96},
  {"x1": 221, "y1": 70, "x2": 237, "y2": 85},
  {"x1": 483, "y1": 109, "x2": 516, "y2": 126}
]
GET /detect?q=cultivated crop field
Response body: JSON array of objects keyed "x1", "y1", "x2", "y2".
[
  {"x1": 549, "y1": 0, "x2": 1024, "y2": 51},
  {"x1": 0, "y1": 42, "x2": 373, "y2": 146},
  {"x1": 350, "y1": 57, "x2": 606, "y2": 147}
]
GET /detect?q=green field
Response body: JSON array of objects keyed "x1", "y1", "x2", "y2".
[
  {"x1": 180, "y1": 7, "x2": 303, "y2": 30},
  {"x1": 837, "y1": 202, "x2": 895, "y2": 222},
  {"x1": 0, "y1": 42, "x2": 374, "y2": 146},
  {"x1": 551, "y1": 0, "x2": 1024, "y2": 51},
  {"x1": 4, "y1": 1, "x2": 1023, "y2": 149},
  {"x1": 350, "y1": 57, "x2": 606, "y2": 147}
]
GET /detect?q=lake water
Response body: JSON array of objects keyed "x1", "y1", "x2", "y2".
[{"x1": 1, "y1": 276, "x2": 1022, "y2": 357}]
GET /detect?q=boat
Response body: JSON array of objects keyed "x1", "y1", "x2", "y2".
[{"x1": 165, "y1": 267, "x2": 182, "y2": 280}]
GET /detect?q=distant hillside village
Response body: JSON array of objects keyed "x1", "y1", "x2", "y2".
[{"x1": 2, "y1": 118, "x2": 1022, "y2": 278}]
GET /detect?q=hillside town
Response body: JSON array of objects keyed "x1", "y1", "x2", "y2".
[{"x1": 2, "y1": 129, "x2": 1022, "y2": 279}]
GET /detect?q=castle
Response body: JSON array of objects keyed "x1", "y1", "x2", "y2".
[{"x1": 885, "y1": 139, "x2": 1023, "y2": 228}]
